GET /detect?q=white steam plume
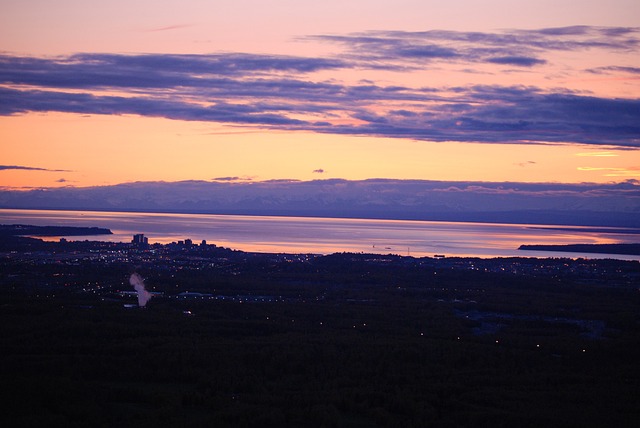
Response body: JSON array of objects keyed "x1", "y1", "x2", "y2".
[{"x1": 129, "y1": 273, "x2": 152, "y2": 307}]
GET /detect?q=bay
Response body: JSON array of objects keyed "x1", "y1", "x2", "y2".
[{"x1": 1, "y1": 209, "x2": 639, "y2": 260}]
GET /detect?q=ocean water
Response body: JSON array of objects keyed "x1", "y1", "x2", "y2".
[{"x1": 1, "y1": 209, "x2": 639, "y2": 260}]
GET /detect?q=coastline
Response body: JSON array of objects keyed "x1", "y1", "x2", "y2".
[{"x1": 2, "y1": 209, "x2": 640, "y2": 261}]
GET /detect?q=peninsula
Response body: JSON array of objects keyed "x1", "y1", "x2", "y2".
[
  {"x1": 0, "y1": 224, "x2": 113, "y2": 237},
  {"x1": 519, "y1": 243, "x2": 640, "y2": 256}
]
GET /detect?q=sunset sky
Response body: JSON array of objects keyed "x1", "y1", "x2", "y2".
[{"x1": 1, "y1": 0, "x2": 639, "y2": 190}]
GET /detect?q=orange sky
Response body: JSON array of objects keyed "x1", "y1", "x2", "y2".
[{"x1": 1, "y1": 0, "x2": 639, "y2": 189}]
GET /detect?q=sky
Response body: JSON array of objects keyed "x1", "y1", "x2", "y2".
[{"x1": 1, "y1": 0, "x2": 639, "y2": 192}]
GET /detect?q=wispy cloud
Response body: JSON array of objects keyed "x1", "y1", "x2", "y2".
[
  {"x1": 212, "y1": 176, "x2": 255, "y2": 182},
  {"x1": 576, "y1": 151, "x2": 619, "y2": 157},
  {"x1": 143, "y1": 23, "x2": 194, "y2": 32},
  {"x1": 1, "y1": 26, "x2": 639, "y2": 148},
  {"x1": 308, "y1": 26, "x2": 639, "y2": 69},
  {"x1": 0, "y1": 165, "x2": 70, "y2": 172},
  {"x1": 578, "y1": 166, "x2": 640, "y2": 177},
  {"x1": 578, "y1": 166, "x2": 625, "y2": 171},
  {"x1": 515, "y1": 161, "x2": 537, "y2": 167},
  {"x1": 588, "y1": 66, "x2": 640, "y2": 75}
]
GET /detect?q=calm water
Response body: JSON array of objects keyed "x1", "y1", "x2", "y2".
[{"x1": 1, "y1": 209, "x2": 639, "y2": 260}]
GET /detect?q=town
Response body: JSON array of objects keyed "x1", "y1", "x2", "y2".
[
  {"x1": 4, "y1": 232, "x2": 639, "y2": 298},
  {"x1": 1, "y1": 230, "x2": 640, "y2": 427}
]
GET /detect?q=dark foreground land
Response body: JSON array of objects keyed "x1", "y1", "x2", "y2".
[{"x1": 1, "y1": 234, "x2": 640, "y2": 427}]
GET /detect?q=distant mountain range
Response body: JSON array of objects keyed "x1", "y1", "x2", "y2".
[{"x1": 1, "y1": 179, "x2": 639, "y2": 228}]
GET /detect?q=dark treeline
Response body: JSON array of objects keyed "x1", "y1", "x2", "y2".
[{"x1": 1, "y1": 237, "x2": 639, "y2": 427}]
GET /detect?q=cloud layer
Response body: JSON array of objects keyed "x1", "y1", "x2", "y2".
[
  {"x1": 311, "y1": 26, "x2": 639, "y2": 68},
  {"x1": 1, "y1": 26, "x2": 639, "y2": 147},
  {"x1": 1, "y1": 179, "x2": 638, "y2": 227}
]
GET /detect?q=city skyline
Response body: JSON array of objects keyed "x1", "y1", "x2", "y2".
[{"x1": 1, "y1": 1, "x2": 639, "y2": 207}]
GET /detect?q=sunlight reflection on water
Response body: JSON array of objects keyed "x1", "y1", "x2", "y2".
[{"x1": 1, "y1": 209, "x2": 639, "y2": 260}]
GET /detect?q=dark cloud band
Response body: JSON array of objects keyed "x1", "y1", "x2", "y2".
[
  {"x1": 1, "y1": 178, "x2": 638, "y2": 227},
  {"x1": 0, "y1": 165, "x2": 70, "y2": 172},
  {"x1": 1, "y1": 26, "x2": 638, "y2": 148}
]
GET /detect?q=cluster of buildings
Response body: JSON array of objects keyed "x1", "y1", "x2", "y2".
[
  {"x1": 131, "y1": 234, "x2": 148, "y2": 245},
  {"x1": 131, "y1": 234, "x2": 208, "y2": 249}
]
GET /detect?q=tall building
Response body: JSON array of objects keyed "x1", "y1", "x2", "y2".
[{"x1": 132, "y1": 234, "x2": 148, "y2": 245}]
